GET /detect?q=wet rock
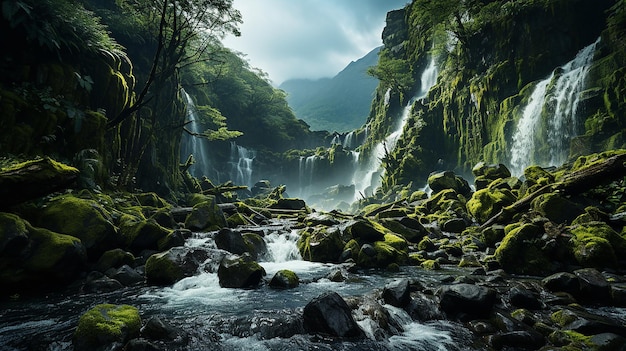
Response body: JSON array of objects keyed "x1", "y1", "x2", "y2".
[
  {"x1": 82, "y1": 275, "x2": 124, "y2": 293},
  {"x1": 574, "y1": 268, "x2": 610, "y2": 304},
  {"x1": 271, "y1": 198, "x2": 307, "y2": 210},
  {"x1": 379, "y1": 218, "x2": 426, "y2": 243},
  {"x1": 109, "y1": 264, "x2": 144, "y2": 286},
  {"x1": 141, "y1": 317, "x2": 180, "y2": 341},
  {"x1": 125, "y1": 339, "x2": 162, "y2": 351},
  {"x1": 441, "y1": 218, "x2": 467, "y2": 233},
  {"x1": 382, "y1": 278, "x2": 411, "y2": 307},
  {"x1": 542, "y1": 272, "x2": 580, "y2": 295},
  {"x1": 119, "y1": 218, "x2": 173, "y2": 253},
  {"x1": 507, "y1": 286, "x2": 542, "y2": 310},
  {"x1": 466, "y1": 187, "x2": 517, "y2": 224},
  {"x1": 569, "y1": 222, "x2": 626, "y2": 269},
  {"x1": 589, "y1": 333, "x2": 626, "y2": 350},
  {"x1": 145, "y1": 247, "x2": 211, "y2": 286},
  {"x1": 551, "y1": 306, "x2": 626, "y2": 336},
  {"x1": 184, "y1": 196, "x2": 227, "y2": 231},
  {"x1": 73, "y1": 304, "x2": 141, "y2": 351},
  {"x1": 217, "y1": 253, "x2": 265, "y2": 288},
  {"x1": 269, "y1": 269, "x2": 299, "y2": 289},
  {"x1": 472, "y1": 162, "x2": 511, "y2": 181},
  {"x1": 611, "y1": 285, "x2": 626, "y2": 307},
  {"x1": 304, "y1": 212, "x2": 340, "y2": 226},
  {"x1": 215, "y1": 228, "x2": 247, "y2": 255},
  {"x1": 303, "y1": 291, "x2": 363, "y2": 337},
  {"x1": 438, "y1": 283, "x2": 497, "y2": 319},
  {"x1": 297, "y1": 226, "x2": 344, "y2": 263},
  {"x1": 494, "y1": 223, "x2": 553, "y2": 276},
  {"x1": 242, "y1": 232, "x2": 268, "y2": 260},
  {"x1": 488, "y1": 330, "x2": 546, "y2": 350}
]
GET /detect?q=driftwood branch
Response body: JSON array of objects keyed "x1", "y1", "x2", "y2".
[{"x1": 480, "y1": 153, "x2": 626, "y2": 229}]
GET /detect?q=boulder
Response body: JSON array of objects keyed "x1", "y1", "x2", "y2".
[
  {"x1": 574, "y1": 268, "x2": 611, "y2": 304},
  {"x1": 494, "y1": 223, "x2": 553, "y2": 275},
  {"x1": 119, "y1": 217, "x2": 173, "y2": 253},
  {"x1": 242, "y1": 232, "x2": 268, "y2": 260},
  {"x1": 427, "y1": 171, "x2": 472, "y2": 197},
  {"x1": 303, "y1": 291, "x2": 363, "y2": 337},
  {"x1": 184, "y1": 196, "x2": 227, "y2": 231},
  {"x1": 214, "y1": 228, "x2": 248, "y2": 255},
  {"x1": 73, "y1": 304, "x2": 141, "y2": 351},
  {"x1": 270, "y1": 198, "x2": 307, "y2": 210},
  {"x1": 269, "y1": 269, "x2": 299, "y2": 289},
  {"x1": 346, "y1": 219, "x2": 385, "y2": 242},
  {"x1": 0, "y1": 212, "x2": 87, "y2": 292},
  {"x1": 297, "y1": 226, "x2": 344, "y2": 263},
  {"x1": 472, "y1": 162, "x2": 511, "y2": 181},
  {"x1": 35, "y1": 195, "x2": 118, "y2": 256},
  {"x1": 217, "y1": 253, "x2": 265, "y2": 288},
  {"x1": 438, "y1": 283, "x2": 497, "y2": 318},
  {"x1": 569, "y1": 222, "x2": 626, "y2": 269},
  {"x1": 145, "y1": 247, "x2": 212, "y2": 286},
  {"x1": 466, "y1": 187, "x2": 517, "y2": 224},
  {"x1": 382, "y1": 278, "x2": 411, "y2": 307},
  {"x1": 93, "y1": 248, "x2": 135, "y2": 273}
]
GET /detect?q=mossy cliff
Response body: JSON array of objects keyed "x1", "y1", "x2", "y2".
[{"x1": 363, "y1": 0, "x2": 625, "y2": 192}]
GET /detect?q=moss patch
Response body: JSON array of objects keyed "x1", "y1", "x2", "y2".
[{"x1": 73, "y1": 304, "x2": 141, "y2": 351}]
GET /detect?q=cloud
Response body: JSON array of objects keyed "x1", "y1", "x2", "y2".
[{"x1": 223, "y1": 0, "x2": 408, "y2": 85}]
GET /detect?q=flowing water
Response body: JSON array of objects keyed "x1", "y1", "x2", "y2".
[
  {"x1": 229, "y1": 142, "x2": 256, "y2": 188},
  {"x1": 180, "y1": 90, "x2": 215, "y2": 179},
  {"x1": 509, "y1": 37, "x2": 600, "y2": 175},
  {"x1": 1, "y1": 220, "x2": 476, "y2": 351},
  {"x1": 352, "y1": 55, "x2": 439, "y2": 199}
]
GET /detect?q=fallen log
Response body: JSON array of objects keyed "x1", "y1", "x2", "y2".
[
  {"x1": 0, "y1": 158, "x2": 79, "y2": 208},
  {"x1": 480, "y1": 153, "x2": 626, "y2": 229}
]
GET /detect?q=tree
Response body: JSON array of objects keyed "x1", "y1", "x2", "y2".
[{"x1": 367, "y1": 50, "x2": 415, "y2": 95}]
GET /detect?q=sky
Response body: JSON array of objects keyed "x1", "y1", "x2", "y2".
[{"x1": 222, "y1": 0, "x2": 409, "y2": 86}]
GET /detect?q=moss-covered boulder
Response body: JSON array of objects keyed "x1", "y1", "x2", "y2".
[
  {"x1": 427, "y1": 171, "x2": 472, "y2": 197},
  {"x1": 569, "y1": 221, "x2": 626, "y2": 269},
  {"x1": 531, "y1": 193, "x2": 584, "y2": 225},
  {"x1": 93, "y1": 249, "x2": 135, "y2": 273},
  {"x1": 494, "y1": 223, "x2": 553, "y2": 275},
  {"x1": 467, "y1": 187, "x2": 517, "y2": 224},
  {"x1": 217, "y1": 253, "x2": 266, "y2": 288},
  {"x1": 297, "y1": 226, "x2": 345, "y2": 263},
  {"x1": 346, "y1": 219, "x2": 386, "y2": 242},
  {"x1": 36, "y1": 195, "x2": 118, "y2": 256},
  {"x1": 0, "y1": 212, "x2": 87, "y2": 292},
  {"x1": 356, "y1": 234, "x2": 408, "y2": 269},
  {"x1": 133, "y1": 192, "x2": 170, "y2": 208},
  {"x1": 118, "y1": 217, "x2": 173, "y2": 253},
  {"x1": 145, "y1": 247, "x2": 211, "y2": 286},
  {"x1": 73, "y1": 304, "x2": 141, "y2": 351},
  {"x1": 184, "y1": 196, "x2": 227, "y2": 231},
  {"x1": 269, "y1": 269, "x2": 300, "y2": 289}
]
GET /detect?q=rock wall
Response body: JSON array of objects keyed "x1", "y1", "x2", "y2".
[{"x1": 364, "y1": 0, "x2": 625, "y2": 191}]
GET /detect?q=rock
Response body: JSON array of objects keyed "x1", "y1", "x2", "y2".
[
  {"x1": 304, "y1": 212, "x2": 340, "y2": 226},
  {"x1": 346, "y1": 219, "x2": 386, "y2": 242},
  {"x1": 73, "y1": 304, "x2": 141, "y2": 351},
  {"x1": 145, "y1": 247, "x2": 211, "y2": 286},
  {"x1": 269, "y1": 269, "x2": 299, "y2": 289},
  {"x1": 119, "y1": 218, "x2": 173, "y2": 253},
  {"x1": 438, "y1": 283, "x2": 497, "y2": 318},
  {"x1": 303, "y1": 291, "x2": 363, "y2": 337},
  {"x1": 82, "y1": 272, "x2": 124, "y2": 293},
  {"x1": 441, "y1": 218, "x2": 467, "y2": 233},
  {"x1": 531, "y1": 193, "x2": 583, "y2": 225},
  {"x1": 214, "y1": 228, "x2": 248, "y2": 255},
  {"x1": 124, "y1": 339, "x2": 162, "y2": 351},
  {"x1": 551, "y1": 307, "x2": 626, "y2": 336},
  {"x1": 507, "y1": 286, "x2": 542, "y2": 310},
  {"x1": 379, "y1": 218, "x2": 426, "y2": 243},
  {"x1": 242, "y1": 232, "x2": 268, "y2": 260},
  {"x1": 488, "y1": 330, "x2": 546, "y2": 350},
  {"x1": 542, "y1": 272, "x2": 580, "y2": 295},
  {"x1": 217, "y1": 253, "x2": 265, "y2": 288},
  {"x1": 0, "y1": 212, "x2": 87, "y2": 292},
  {"x1": 356, "y1": 234, "x2": 408, "y2": 269},
  {"x1": 569, "y1": 222, "x2": 626, "y2": 269},
  {"x1": 251, "y1": 180, "x2": 272, "y2": 197},
  {"x1": 109, "y1": 265, "x2": 144, "y2": 286},
  {"x1": 574, "y1": 268, "x2": 610, "y2": 304},
  {"x1": 466, "y1": 187, "x2": 517, "y2": 224},
  {"x1": 494, "y1": 223, "x2": 553, "y2": 275},
  {"x1": 270, "y1": 198, "x2": 307, "y2": 210},
  {"x1": 472, "y1": 162, "x2": 511, "y2": 180},
  {"x1": 382, "y1": 278, "x2": 411, "y2": 307},
  {"x1": 35, "y1": 195, "x2": 118, "y2": 256},
  {"x1": 427, "y1": 171, "x2": 472, "y2": 197},
  {"x1": 141, "y1": 316, "x2": 180, "y2": 341},
  {"x1": 297, "y1": 226, "x2": 344, "y2": 263},
  {"x1": 94, "y1": 249, "x2": 135, "y2": 273},
  {"x1": 184, "y1": 196, "x2": 227, "y2": 231}
]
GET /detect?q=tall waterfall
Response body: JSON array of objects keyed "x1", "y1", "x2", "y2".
[
  {"x1": 509, "y1": 37, "x2": 600, "y2": 175},
  {"x1": 353, "y1": 55, "x2": 439, "y2": 198},
  {"x1": 180, "y1": 90, "x2": 213, "y2": 179},
  {"x1": 229, "y1": 141, "x2": 256, "y2": 188}
]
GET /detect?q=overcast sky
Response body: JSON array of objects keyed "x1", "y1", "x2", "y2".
[{"x1": 222, "y1": 0, "x2": 408, "y2": 86}]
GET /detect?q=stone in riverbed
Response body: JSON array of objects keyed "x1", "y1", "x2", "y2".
[
  {"x1": 303, "y1": 291, "x2": 363, "y2": 337},
  {"x1": 438, "y1": 283, "x2": 497, "y2": 319},
  {"x1": 217, "y1": 253, "x2": 266, "y2": 288},
  {"x1": 145, "y1": 247, "x2": 213, "y2": 286},
  {"x1": 269, "y1": 269, "x2": 299, "y2": 289},
  {"x1": 184, "y1": 196, "x2": 227, "y2": 231},
  {"x1": 382, "y1": 278, "x2": 411, "y2": 307},
  {"x1": 73, "y1": 304, "x2": 141, "y2": 351},
  {"x1": 297, "y1": 226, "x2": 344, "y2": 263}
]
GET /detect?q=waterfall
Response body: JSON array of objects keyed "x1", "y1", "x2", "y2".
[
  {"x1": 343, "y1": 131, "x2": 356, "y2": 149},
  {"x1": 353, "y1": 55, "x2": 439, "y2": 199},
  {"x1": 509, "y1": 37, "x2": 600, "y2": 175},
  {"x1": 229, "y1": 141, "x2": 256, "y2": 187},
  {"x1": 180, "y1": 90, "x2": 213, "y2": 179}
]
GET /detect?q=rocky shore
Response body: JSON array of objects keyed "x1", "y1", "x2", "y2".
[{"x1": 1, "y1": 150, "x2": 626, "y2": 350}]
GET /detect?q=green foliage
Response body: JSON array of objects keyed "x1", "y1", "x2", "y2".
[
  {"x1": 367, "y1": 49, "x2": 415, "y2": 94},
  {"x1": 1, "y1": 0, "x2": 123, "y2": 57}
]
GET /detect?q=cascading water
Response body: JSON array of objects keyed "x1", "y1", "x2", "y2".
[
  {"x1": 180, "y1": 90, "x2": 214, "y2": 179},
  {"x1": 509, "y1": 37, "x2": 600, "y2": 175},
  {"x1": 229, "y1": 141, "x2": 256, "y2": 188},
  {"x1": 353, "y1": 55, "x2": 439, "y2": 199}
]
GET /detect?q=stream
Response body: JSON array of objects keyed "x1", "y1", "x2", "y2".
[{"x1": 1, "y1": 219, "x2": 478, "y2": 351}]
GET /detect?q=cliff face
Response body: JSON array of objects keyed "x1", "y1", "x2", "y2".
[{"x1": 364, "y1": 0, "x2": 625, "y2": 191}]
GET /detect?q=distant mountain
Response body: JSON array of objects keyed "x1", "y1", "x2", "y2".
[{"x1": 279, "y1": 47, "x2": 380, "y2": 132}]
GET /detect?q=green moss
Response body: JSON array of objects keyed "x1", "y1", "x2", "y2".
[
  {"x1": 73, "y1": 304, "x2": 141, "y2": 350},
  {"x1": 145, "y1": 250, "x2": 183, "y2": 285},
  {"x1": 297, "y1": 226, "x2": 344, "y2": 263},
  {"x1": 227, "y1": 213, "x2": 250, "y2": 227},
  {"x1": 25, "y1": 226, "x2": 84, "y2": 272},
  {"x1": 494, "y1": 223, "x2": 552, "y2": 275},
  {"x1": 569, "y1": 222, "x2": 626, "y2": 268},
  {"x1": 420, "y1": 259, "x2": 441, "y2": 270},
  {"x1": 466, "y1": 188, "x2": 517, "y2": 224}
]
